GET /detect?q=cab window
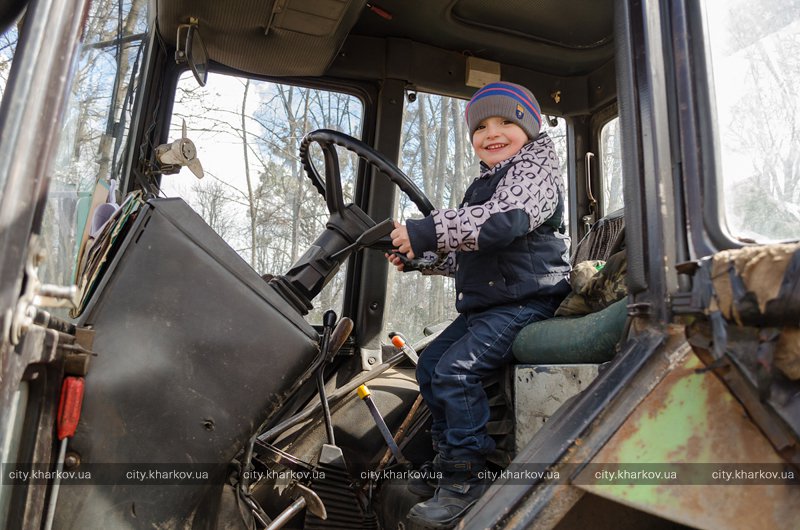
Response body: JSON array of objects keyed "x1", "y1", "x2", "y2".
[
  {"x1": 37, "y1": 0, "x2": 148, "y2": 300},
  {"x1": 703, "y1": 0, "x2": 800, "y2": 241},
  {"x1": 162, "y1": 72, "x2": 364, "y2": 323},
  {"x1": 0, "y1": 21, "x2": 18, "y2": 102},
  {"x1": 600, "y1": 116, "x2": 624, "y2": 215},
  {"x1": 385, "y1": 91, "x2": 567, "y2": 342},
  {"x1": 0, "y1": 20, "x2": 18, "y2": 196}
]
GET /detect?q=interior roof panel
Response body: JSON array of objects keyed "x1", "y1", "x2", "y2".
[
  {"x1": 155, "y1": 0, "x2": 615, "y2": 81},
  {"x1": 452, "y1": 0, "x2": 614, "y2": 49}
]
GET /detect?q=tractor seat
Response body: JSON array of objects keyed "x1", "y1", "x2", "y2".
[{"x1": 510, "y1": 209, "x2": 627, "y2": 453}]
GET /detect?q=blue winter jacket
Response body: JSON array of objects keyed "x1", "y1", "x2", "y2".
[{"x1": 406, "y1": 133, "x2": 571, "y2": 313}]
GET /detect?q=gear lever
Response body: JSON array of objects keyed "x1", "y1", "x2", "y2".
[{"x1": 316, "y1": 310, "x2": 338, "y2": 445}]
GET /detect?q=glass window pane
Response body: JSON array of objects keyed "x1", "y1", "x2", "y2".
[
  {"x1": 0, "y1": 21, "x2": 18, "y2": 103},
  {"x1": 38, "y1": 0, "x2": 148, "y2": 310},
  {"x1": 600, "y1": 116, "x2": 624, "y2": 215},
  {"x1": 703, "y1": 0, "x2": 800, "y2": 241},
  {"x1": 161, "y1": 73, "x2": 364, "y2": 323},
  {"x1": 546, "y1": 117, "x2": 569, "y2": 227},
  {"x1": 385, "y1": 92, "x2": 568, "y2": 343},
  {"x1": 0, "y1": 21, "x2": 18, "y2": 200}
]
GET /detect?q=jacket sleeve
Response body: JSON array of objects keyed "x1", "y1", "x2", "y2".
[{"x1": 425, "y1": 135, "x2": 563, "y2": 253}]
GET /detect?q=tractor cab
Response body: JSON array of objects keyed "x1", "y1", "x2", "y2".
[{"x1": 0, "y1": 1, "x2": 799, "y2": 529}]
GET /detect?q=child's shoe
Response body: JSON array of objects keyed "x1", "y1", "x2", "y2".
[
  {"x1": 407, "y1": 458, "x2": 488, "y2": 529},
  {"x1": 407, "y1": 456, "x2": 440, "y2": 497}
]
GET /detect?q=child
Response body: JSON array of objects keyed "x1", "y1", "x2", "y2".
[{"x1": 386, "y1": 81, "x2": 571, "y2": 528}]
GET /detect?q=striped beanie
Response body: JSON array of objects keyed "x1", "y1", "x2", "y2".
[{"x1": 465, "y1": 81, "x2": 542, "y2": 140}]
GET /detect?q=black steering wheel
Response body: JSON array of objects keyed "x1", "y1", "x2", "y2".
[
  {"x1": 299, "y1": 129, "x2": 434, "y2": 220},
  {"x1": 275, "y1": 130, "x2": 434, "y2": 308}
]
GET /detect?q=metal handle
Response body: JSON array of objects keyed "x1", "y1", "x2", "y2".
[
  {"x1": 583, "y1": 152, "x2": 598, "y2": 232},
  {"x1": 265, "y1": 484, "x2": 326, "y2": 529}
]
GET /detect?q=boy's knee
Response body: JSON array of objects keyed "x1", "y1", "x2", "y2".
[
  {"x1": 416, "y1": 361, "x2": 436, "y2": 390},
  {"x1": 431, "y1": 367, "x2": 476, "y2": 390},
  {"x1": 431, "y1": 362, "x2": 461, "y2": 381}
]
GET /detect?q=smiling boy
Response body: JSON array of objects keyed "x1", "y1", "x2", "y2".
[{"x1": 387, "y1": 81, "x2": 571, "y2": 528}]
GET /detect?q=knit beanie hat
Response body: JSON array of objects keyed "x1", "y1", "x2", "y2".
[{"x1": 465, "y1": 81, "x2": 542, "y2": 140}]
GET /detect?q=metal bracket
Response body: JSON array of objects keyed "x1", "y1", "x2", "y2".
[
  {"x1": 9, "y1": 235, "x2": 79, "y2": 345},
  {"x1": 361, "y1": 346, "x2": 383, "y2": 371}
]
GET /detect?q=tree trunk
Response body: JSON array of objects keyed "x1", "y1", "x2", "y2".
[
  {"x1": 240, "y1": 79, "x2": 259, "y2": 267},
  {"x1": 95, "y1": 0, "x2": 147, "y2": 182}
]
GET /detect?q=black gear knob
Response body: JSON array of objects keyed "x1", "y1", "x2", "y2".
[{"x1": 323, "y1": 309, "x2": 337, "y2": 329}]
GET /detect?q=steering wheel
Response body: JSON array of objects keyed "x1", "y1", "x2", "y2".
[
  {"x1": 299, "y1": 129, "x2": 434, "y2": 221},
  {"x1": 275, "y1": 130, "x2": 434, "y2": 309}
]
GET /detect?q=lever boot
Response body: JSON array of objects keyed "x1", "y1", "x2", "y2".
[{"x1": 407, "y1": 458, "x2": 488, "y2": 529}]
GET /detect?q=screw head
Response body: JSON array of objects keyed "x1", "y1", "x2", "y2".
[{"x1": 64, "y1": 452, "x2": 81, "y2": 469}]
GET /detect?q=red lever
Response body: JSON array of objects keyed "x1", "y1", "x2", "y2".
[
  {"x1": 366, "y1": 3, "x2": 393, "y2": 20},
  {"x1": 57, "y1": 376, "x2": 85, "y2": 440}
]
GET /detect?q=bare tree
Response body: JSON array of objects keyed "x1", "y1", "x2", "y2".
[
  {"x1": 95, "y1": 0, "x2": 147, "y2": 181},
  {"x1": 193, "y1": 179, "x2": 234, "y2": 240},
  {"x1": 721, "y1": 0, "x2": 800, "y2": 238}
]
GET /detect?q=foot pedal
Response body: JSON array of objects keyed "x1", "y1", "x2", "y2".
[{"x1": 304, "y1": 444, "x2": 378, "y2": 529}]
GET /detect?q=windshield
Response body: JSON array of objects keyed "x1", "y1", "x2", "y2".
[{"x1": 161, "y1": 72, "x2": 365, "y2": 324}]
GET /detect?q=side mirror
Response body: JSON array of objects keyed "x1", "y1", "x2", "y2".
[{"x1": 175, "y1": 20, "x2": 208, "y2": 87}]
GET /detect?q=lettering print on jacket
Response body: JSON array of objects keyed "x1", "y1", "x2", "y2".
[{"x1": 420, "y1": 133, "x2": 564, "y2": 277}]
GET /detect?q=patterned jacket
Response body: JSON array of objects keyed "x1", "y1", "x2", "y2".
[{"x1": 406, "y1": 133, "x2": 571, "y2": 312}]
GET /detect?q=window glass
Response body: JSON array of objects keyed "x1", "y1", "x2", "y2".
[
  {"x1": 161, "y1": 73, "x2": 364, "y2": 323},
  {"x1": 547, "y1": 116, "x2": 569, "y2": 226},
  {"x1": 600, "y1": 116, "x2": 624, "y2": 215},
  {"x1": 0, "y1": 20, "x2": 18, "y2": 102},
  {"x1": 38, "y1": 0, "x2": 148, "y2": 308},
  {"x1": 703, "y1": 0, "x2": 800, "y2": 241},
  {"x1": 385, "y1": 91, "x2": 567, "y2": 343},
  {"x1": 0, "y1": 19, "x2": 18, "y2": 196}
]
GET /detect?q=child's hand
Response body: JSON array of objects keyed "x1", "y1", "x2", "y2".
[
  {"x1": 390, "y1": 221, "x2": 415, "y2": 259},
  {"x1": 385, "y1": 251, "x2": 405, "y2": 271}
]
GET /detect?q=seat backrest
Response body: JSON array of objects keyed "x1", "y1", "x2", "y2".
[{"x1": 571, "y1": 208, "x2": 625, "y2": 265}]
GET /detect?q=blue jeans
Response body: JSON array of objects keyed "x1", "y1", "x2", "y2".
[{"x1": 416, "y1": 298, "x2": 559, "y2": 462}]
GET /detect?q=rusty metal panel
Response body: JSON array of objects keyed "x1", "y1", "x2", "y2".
[{"x1": 575, "y1": 351, "x2": 800, "y2": 529}]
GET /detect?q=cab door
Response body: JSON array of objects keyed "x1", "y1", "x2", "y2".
[{"x1": 0, "y1": 0, "x2": 135, "y2": 526}]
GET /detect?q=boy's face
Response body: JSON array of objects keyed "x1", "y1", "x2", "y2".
[{"x1": 471, "y1": 116, "x2": 529, "y2": 167}]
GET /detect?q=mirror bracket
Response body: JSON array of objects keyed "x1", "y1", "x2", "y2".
[{"x1": 175, "y1": 18, "x2": 208, "y2": 87}]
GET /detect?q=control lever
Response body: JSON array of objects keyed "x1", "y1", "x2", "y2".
[
  {"x1": 326, "y1": 317, "x2": 353, "y2": 362},
  {"x1": 44, "y1": 376, "x2": 86, "y2": 530},
  {"x1": 389, "y1": 333, "x2": 418, "y2": 365},
  {"x1": 357, "y1": 384, "x2": 409, "y2": 466},
  {"x1": 331, "y1": 218, "x2": 395, "y2": 260},
  {"x1": 265, "y1": 483, "x2": 326, "y2": 530},
  {"x1": 316, "y1": 310, "x2": 338, "y2": 445}
]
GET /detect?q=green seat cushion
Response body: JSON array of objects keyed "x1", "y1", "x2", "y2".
[{"x1": 512, "y1": 298, "x2": 627, "y2": 364}]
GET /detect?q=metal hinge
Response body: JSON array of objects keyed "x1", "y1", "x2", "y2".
[
  {"x1": 8, "y1": 235, "x2": 79, "y2": 345},
  {"x1": 627, "y1": 302, "x2": 652, "y2": 317}
]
